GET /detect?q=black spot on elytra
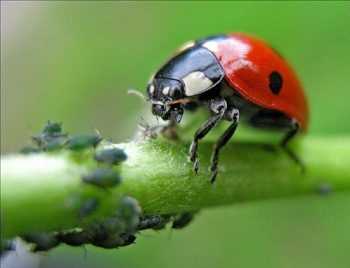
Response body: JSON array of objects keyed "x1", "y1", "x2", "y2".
[{"x1": 269, "y1": 71, "x2": 283, "y2": 95}]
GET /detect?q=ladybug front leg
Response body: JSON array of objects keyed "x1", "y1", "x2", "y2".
[
  {"x1": 210, "y1": 108, "x2": 239, "y2": 183},
  {"x1": 188, "y1": 98, "x2": 227, "y2": 174}
]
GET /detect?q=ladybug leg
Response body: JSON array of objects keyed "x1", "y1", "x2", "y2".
[
  {"x1": 209, "y1": 108, "x2": 239, "y2": 183},
  {"x1": 280, "y1": 120, "x2": 305, "y2": 172},
  {"x1": 189, "y1": 99, "x2": 227, "y2": 174}
]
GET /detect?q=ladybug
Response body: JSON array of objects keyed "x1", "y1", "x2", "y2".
[{"x1": 147, "y1": 33, "x2": 309, "y2": 183}]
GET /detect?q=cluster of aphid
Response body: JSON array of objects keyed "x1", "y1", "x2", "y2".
[
  {"x1": 1, "y1": 121, "x2": 196, "y2": 256},
  {"x1": 21, "y1": 121, "x2": 102, "y2": 154},
  {"x1": 19, "y1": 211, "x2": 195, "y2": 253},
  {"x1": 0, "y1": 211, "x2": 196, "y2": 255}
]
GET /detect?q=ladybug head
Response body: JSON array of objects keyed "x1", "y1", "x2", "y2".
[{"x1": 147, "y1": 77, "x2": 184, "y2": 123}]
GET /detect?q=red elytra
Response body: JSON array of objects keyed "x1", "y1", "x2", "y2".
[
  {"x1": 148, "y1": 33, "x2": 309, "y2": 183},
  {"x1": 204, "y1": 33, "x2": 309, "y2": 131}
]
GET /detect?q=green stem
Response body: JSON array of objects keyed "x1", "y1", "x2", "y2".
[{"x1": 1, "y1": 137, "x2": 350, "y2": 240}]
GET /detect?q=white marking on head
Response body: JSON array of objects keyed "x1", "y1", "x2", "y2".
[
  {"x1": 182, "y1": 71, "x2": 213, "y2": 96},
  {"x1": 162, "y1": 86, "x2": 170, "y2": 95},
  {"x1": 149, "y1": 84, "x2": 155, "y2": 95}
]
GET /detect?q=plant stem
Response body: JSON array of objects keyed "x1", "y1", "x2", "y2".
[{"x1": 1, "y1": 137, "x2": 350, "y2": 240}]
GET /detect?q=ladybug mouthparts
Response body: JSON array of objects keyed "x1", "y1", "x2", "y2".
[{"x1": 151, "y1": 101, "x2": 184, "y2": 123}]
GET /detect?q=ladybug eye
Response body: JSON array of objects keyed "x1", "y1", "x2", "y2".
[{"x1": 148, "y1": 84, "x2": 155, "y2": 97}]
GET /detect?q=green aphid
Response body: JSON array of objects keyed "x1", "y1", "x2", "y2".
[
  {"x1": 31, "y1": 121, "x2": 67, "y2": 151},
  {"x1": 82, "y1": 168, "x2": 121, "y2": 188},
  {"x1": 91, "y1": 233, "x2": 136, "y2": 249},
  {"x1": 89, "y1": 218, "x2": 135, "y2": 248},
  {"x1": 172, "y1": 212, "x2": 195, "y2": 229},
  {"x1": 42, "y1": 121, "x2": 63, "y2": 136},
  {"x1": 94, "y1": 147, "x2": 127, "y2": 165},
  {"x1": 45, "y1": 137, "x2": 67, "y2": 151},
  {"x1": 88, "y1": 218, "x2": 135, "y2": 249},
  {"x1": 118, "y1": 233, "x2": 136, "y2": 247},
  {"x1": 138, "y1": 215, "x2": 171, "y2": 230},
  {"x1": 31, "y1": 135, "x2": 45, "y2": 148},
  {"x1": 31, "y1": 135, "x2": 67, "y2": 151},
  {"x1": 101, "y1": 217, "x2": 125, "y2": 234},
  {"x1": 78, "y1": 198, "x2": 99, "y2": 218},
  {"x1": 21, "y1": 233, "x2": 60, "y2": 252},
  {"x1": 20, "y1": 146, "x2": 41, "y2": 154},
  {"x1": 87, "y1": 217, "x2": 125, "y2": 248},
  {"x1": 117, "y1": 196, "x2": 142, "y2": 232},
  {"x1": 56, "y1": 229, "x2": 91, "y2": 246},
  {"x1": 66, "y1": 134, "x2": 102, "y2": 151}
]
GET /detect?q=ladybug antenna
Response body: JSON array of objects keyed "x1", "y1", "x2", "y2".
[
  {"x1": 138, "y1": 116, "x2": 149, "y2": 130},
  {"x1": 94, "y1": 128, "x2": 102, "y2": 138},
  {"x1": 127, "y1": 89, "x2": 148, "y2": 102}
]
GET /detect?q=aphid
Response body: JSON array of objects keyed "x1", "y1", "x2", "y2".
[
  {"x1": 88, "y1": 199, "x2": 141, "y2": 248},
  {"x1": 21, "y1": 233, "x2": 60, "y2": 252},
  {"x1": 147, "y1": 33, "x2": 308, "y2": 182},
  {"x1": 91, "y1": 233, "x2": 136, "y2": 249},
  {"x1": 42, "y1": 121, "x2": 63, "y2": 136},
  {"x1": 82, "y1": 168, "x2": 121, "y2": 188},
  {"x1": 31, "y1": 136, "x2": 67, "y2": 152},
  {"x1": 119, "y1": 233, "x2": 136, "y2": 246},
  {"x1": 172, "y1": 212, "x2": 195, "y2": 229},
  {"x1": 44, "y1": 137, "x2": 67, "y2": 151},
  {"x1": 137, "y1": 215, "x2": 170, "y2": 230},
  {"x1": 117, "y1": 197, "x2": 142, "y2": 232},
  {"x1": 31, "y1": 121, "x2": 67, "y2": 151},
  {"x1": 66, "y1": 133, "x2": 102, "y2": 151},
  {"x1": 90, "y1": 235, "x2": 123, "y2": 249},
  {"x1": 56, "y1": 229, "x2": 91, "y2": 246},
  {"x1": 78, "y1": 198, "x2": 99, "y2": 218},
  {"x1": 87, "y1": 224, "x2": 109, "y2": 245},
  {"x1": 88, "y1": 219, "x2": 124, "y2": 248},
  {"x1": 94, "y1": 147, "x2": 127, "y2": 165},
  {"x1": 95, "y1": 217, "x2": 125, "y2": 238},
  {"x1": 20, "y1": 146, "x2": 41, "y2": 154}
]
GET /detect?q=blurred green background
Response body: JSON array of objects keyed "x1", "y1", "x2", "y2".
[{"x1": 1, "y1": 1, "x2": 350, "y2": 268}]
